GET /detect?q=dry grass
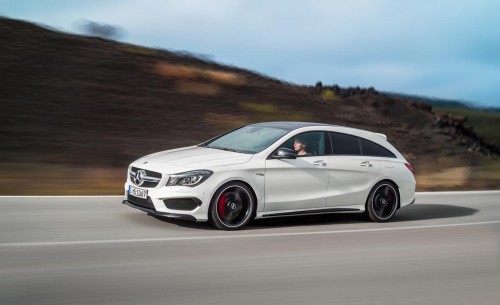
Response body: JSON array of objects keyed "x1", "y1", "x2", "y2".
[
  {"x1": 239, "y1": 102, "x2": 314, "y2": 122},
  {"x1": 1, "y1": 161, "x2": 498, "y2": 195},
  {"x1": 176, "y1": 81, "x2": 220, "y2": 96},
  {"x1": 155, "y1": 62, "x2": 199, "y2": 79},
  {"x1": 240, "y1": 102, "x2": 277, "y2": 114},
  {"x1": 0, "y1": 164, "x2": 124, "y2": 195},
  {"x1": 154, "y1": 62, "x2": 246, "y2": 86},
  {"x1": 119, "y1": 44, "x2": 159, "y2": 56},
  {"x1": 416, "y1": 167, "x2": 471, "y2": 190},
  {"x1": 203, "y1": 112, "x2": 249, "y2": 132},
  {"x1": 204, "y1": 70, "x2": 246, "y2": 86},
  {"x1": 414, "y1": 157, "x2": 500, "y2": 191}
]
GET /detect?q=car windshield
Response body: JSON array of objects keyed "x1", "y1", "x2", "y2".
[{"x1": 203, "y1": 125, "x2": 290, "y2": 154}]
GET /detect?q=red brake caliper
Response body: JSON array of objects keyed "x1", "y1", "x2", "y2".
[{"x1": 217, "y1": 193, "x2": 226, "y2": 218}]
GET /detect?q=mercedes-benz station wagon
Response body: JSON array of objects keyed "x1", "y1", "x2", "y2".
[{"x1": 123, "y1": 122, "x2": 416, "y2": 230}]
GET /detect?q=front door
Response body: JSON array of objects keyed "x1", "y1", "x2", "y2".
[{"x1": 264, "y1": 131, "x2": 330, "y2": 212}]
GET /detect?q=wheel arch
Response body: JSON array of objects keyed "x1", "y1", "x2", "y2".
[
  {"x1": 209, "y1": 179, "x2": 259, "y2": 219},
  {"x1": 367, "y1": 178, "x2": 401, "y2": 210},
  {"x1": 232, "y1": 180, "x2": 258, "y2": 219}
]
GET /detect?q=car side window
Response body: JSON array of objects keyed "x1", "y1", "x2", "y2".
[
  {"x1": 278, "y1": 131, "x2": 327, "y2": 157},
  {"x1": 359, "y1": 138, "x2": 396, "y2": 158},
  {"x1": 329, "y1": 132, "x2": 361, "y2": 155}
]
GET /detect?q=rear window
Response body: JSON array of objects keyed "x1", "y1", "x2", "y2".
[
  {"x1": 329, "y1": 132, "x2": 361, "y2": 155},
  {"x1": 360, "y1": 138, "x2": 396, "y2": 158}
]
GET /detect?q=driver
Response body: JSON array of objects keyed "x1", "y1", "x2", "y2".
[{"x1": 294, "y1": 137, "x2": 310, "y2": 156}]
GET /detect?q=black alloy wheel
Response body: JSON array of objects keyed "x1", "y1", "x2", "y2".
[
  {"x1": 209, "y1": 182, "x2": 255, "y2": 230},
  {"x1": 366, "y1": 181, "x2": 399, "y2": 222}
]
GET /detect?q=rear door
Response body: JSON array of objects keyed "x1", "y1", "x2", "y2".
[{"x1": 326, "y1": 132, "x2": 381, "y2": 207}]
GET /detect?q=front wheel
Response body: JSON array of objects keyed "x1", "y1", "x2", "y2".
[
  {"x1": 209, "y1": 182, "x2": 255, "y2": 230},
  {"x1": 365, "y1": 181, "x2": 399, "y2": 222}
]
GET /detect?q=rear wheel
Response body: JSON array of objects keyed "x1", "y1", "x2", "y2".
[
  {"x1": 365, "y1": 181, "x2": 399, "y2": 222},
  {"x1": 209, "y1": 182, "x2": 255, "y2": 230}
]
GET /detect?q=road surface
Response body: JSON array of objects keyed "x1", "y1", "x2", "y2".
[{"x1": 1, "y1": 191, "x2": 499, "y2": 305}]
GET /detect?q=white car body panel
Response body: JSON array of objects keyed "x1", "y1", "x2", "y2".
[
  {"x1": 124, "y1": 122, "x2": 416, "y2": 225},
  {"x1": 135, "y1": 147, "x2": 253, "y2": 172},
  {"x1": 264, "y1": 156, "x2": 330, "y2": 211},
  {"x1": 327, "y1": 156, "x2": 381, "y2": 207}
]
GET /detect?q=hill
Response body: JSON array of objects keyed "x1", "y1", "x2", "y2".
[
  {"x1": 386, "y1": 92, "x2": 500, "y2": 112},
  {"x1": 0, "y1": 17, "x2": 498, "y2": 193}
]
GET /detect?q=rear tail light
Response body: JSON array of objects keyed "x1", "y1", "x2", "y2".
[{"x1": 404, "y1": 163, "x2": 414, "y2": 175}]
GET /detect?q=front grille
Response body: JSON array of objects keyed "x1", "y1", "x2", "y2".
[
  {"x1": 126, "y1": 194, "x2": 156, "y2": 211},
  {"x1": 129, "y1": 167, "x2": 162, "y2": 188},
  {"x1": 163, "y1": 198, "x2": 201, "y2": 211}
]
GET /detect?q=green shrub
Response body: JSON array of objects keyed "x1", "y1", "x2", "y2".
[{"x1": 321, "y1": 89, "x2": 336, "y2": 101}]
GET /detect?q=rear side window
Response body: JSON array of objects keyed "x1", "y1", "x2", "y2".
[
  {"x1": 329, "y1": 132, "x2": 361, "y2": 155},
  {"x1": 360, "y1": 138, "x2": 396, "y2": 158}
]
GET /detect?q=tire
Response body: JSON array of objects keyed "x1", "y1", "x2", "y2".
[
  {"x1": 365, "y1": 181, "x2": 399, "y2": 222},
  {"x1": 209, "y1": 182, "x2": 255, "y2": 230}
]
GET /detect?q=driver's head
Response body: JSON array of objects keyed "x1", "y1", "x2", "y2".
[{"x1": 294, "y1": 137, "x2": 306, "y2": 152}]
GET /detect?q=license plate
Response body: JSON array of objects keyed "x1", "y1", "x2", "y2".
[{"x1": 129, "y1": 185, "x2": 147, "y2": 199}]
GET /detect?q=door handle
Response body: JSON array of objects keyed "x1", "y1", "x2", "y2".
[
  {"x1": 360, "y1": 161, "x2": 373, "y2": 167},
  {"x1": 313, "y1": 160, "x2": 327, "y2": 166}
]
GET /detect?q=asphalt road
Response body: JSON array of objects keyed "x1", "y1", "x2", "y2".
[{"x1": 1, "y1": 191, "x2": 499, "y2": 305}]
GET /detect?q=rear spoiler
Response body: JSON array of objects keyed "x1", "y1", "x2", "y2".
[{"x1": 375, "y1": 133, "x2": 387, "y2": 140}]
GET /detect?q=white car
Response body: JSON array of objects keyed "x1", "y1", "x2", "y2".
[{"x1": 123, "y1": 122, "x2": 416, "y2": 230}]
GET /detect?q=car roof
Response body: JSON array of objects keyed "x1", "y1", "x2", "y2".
[
  {"x1": 251, "y1": 121, "x2": 333, "y2": 130},
  {"x1": 250, "y1": 122, "x2": 403, "y2": 160}
]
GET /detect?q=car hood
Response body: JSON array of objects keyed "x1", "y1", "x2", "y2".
[{"x1": 132, "y1": 146, "x2": 253, "y2": 173}]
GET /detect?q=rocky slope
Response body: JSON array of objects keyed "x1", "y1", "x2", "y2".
[{"x1": 0, "y1": 17, "x2": 498, "y2": 193}]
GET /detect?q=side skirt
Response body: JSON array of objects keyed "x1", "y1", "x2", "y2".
[{"x1": 258, "y1": 207, "x2": 362, "y2": 219}]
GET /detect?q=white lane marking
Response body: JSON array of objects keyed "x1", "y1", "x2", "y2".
[
  {"x1": 1, "y1": 190, "x2": 499, "y2": 198},
  {"x1": 417, "y1": 190, "x2": 500, "y2": 195},
  {"x1": 1, "y1": 220, "x2": 499, "y2": 247},
  {"x1": 0, "y1": 196, "x2": 123, "y2": 198}
]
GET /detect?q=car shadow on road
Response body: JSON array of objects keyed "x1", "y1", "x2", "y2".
[
  {"x1": 134, "y1": 203, "x2": 478, "y2": 230},
  {"x1": 391, "y1": 203, "x2": 477, "y2": 222},
  {"x1": 249, "y1": 203, "x2": 478, "y2": 229}
]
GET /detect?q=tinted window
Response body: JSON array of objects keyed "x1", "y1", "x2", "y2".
[
  {"x1": 360, "y1": 138, "x2": 396, "y2": 158},
  {"x1": 329, "y1": 132, "x2": 361, "y2": 155},
  {"x1": 277, "y1": 131, "x2": 328, "y2": 156}
]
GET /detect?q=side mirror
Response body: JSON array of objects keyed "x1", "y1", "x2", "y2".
[{"x1": 273, "y1": 148, "x2": 296, "y2": 159}]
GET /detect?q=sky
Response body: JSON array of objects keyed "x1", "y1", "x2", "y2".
[{"x1": 1, "y1": 0, "x2": 500, "y2": 107}]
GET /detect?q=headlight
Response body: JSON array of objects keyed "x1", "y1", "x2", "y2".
[{"x1": 166, "y1": 170, "x2": 213, "y2": 187}]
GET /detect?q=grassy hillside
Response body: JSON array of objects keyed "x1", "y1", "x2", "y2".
[
  {"x1": 434, "y1": 107, "x2": 500, "y2": 147},
  {"x1": 0, "y1": 17, "x2": 499, "y2": 194}
]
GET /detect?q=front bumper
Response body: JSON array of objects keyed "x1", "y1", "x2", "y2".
[
  {"x1": 122, "y1": 199, "x2": 197, "y2": 221},
  {"x1": 124, "y1": 181, "x2": 212, "y2": 221}
]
